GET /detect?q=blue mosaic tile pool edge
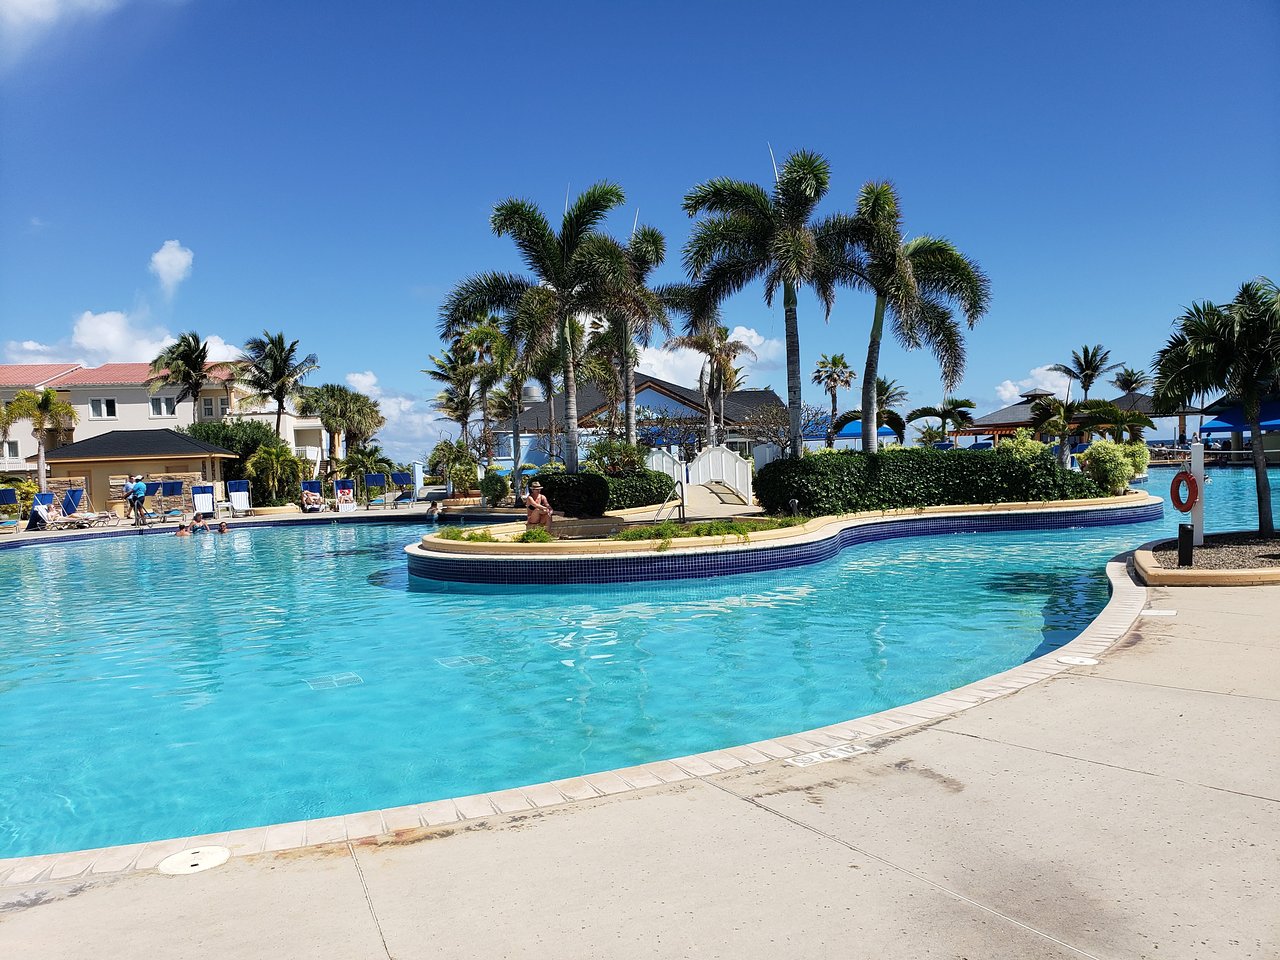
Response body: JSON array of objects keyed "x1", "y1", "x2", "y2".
[{"x1": 407, "y1": 500, "x2": 1165, "y2": 585}]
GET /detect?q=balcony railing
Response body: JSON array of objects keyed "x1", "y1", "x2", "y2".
[{"x1": 0, "y1": 456, "x2": 32, "y2": 473}]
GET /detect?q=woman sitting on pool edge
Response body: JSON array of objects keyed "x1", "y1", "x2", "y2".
[{"x1": 523, "y1": 481, "x2": 553, "y2": 532}]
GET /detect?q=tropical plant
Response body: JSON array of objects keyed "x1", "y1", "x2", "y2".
[
  {"x1": 683, "y1": 150, "x2": 854, "y2": 458},
  {"x1": 1075, "y1": 439, "x2": 1134, "y2": 495},
  {"x1": 244, "y1": 443, "x2": 304, "y2": 503},
  {"x1": 583, "y1": 439, "x2": 648, "y2": 475},
  {"x1": 1152, "y1": 278, "x2": 1280, "y2": 535},
  {"x1": 456, "y1": 319, "x2": 516, "y2": 465},
  {"x1": 341, "y1": 445, "x2": 396, "y2": 499},
  {"x1": 478, "y1": 466, "x2": 512, "y2": 506},
  {"x1": 832, "y1": 181, "x2": 989, "y2": 453},
  {"x1": 666, "y1": 325, "x2": 757, "y2": 445},
  {"x1": 236, "y1": 331, "x2": 319, "y2": 437},
  {"x1": 427, "y1": 438, "x2": 478, "y2": 495},
  {"x1": 440, "y1": 182, "x2": 635, "y2": 472},
  {"x1": 148, "y1": 332, "x2": 229, "y2": 423},
  {"x1": 425, "y1": 346, "x2": 477, "y2": 442},
  {"x1": 832, "y1": 377, "x2": 910, "y2": 444},
  {"x1": 297, "y1": 384, "x2": 386, "y2": 476},
  {"x1": 738, "y1": 402, "x2": 826, "y2": 453},
  {"x1": 1050, "y1": 344, "x2": 1123, "y2": 400},
  {"x1": 812, "y1": 353, "x2": 856, "y2": 447},
  {"x1": 1111, "y1": 366, "x2": 1151, "y2": 394},
  {"x1": 1030, "y1": 396, "x2": 1089, "y2": 467},
  {"x1": 184, "y1": 418, "x2": 282, "y2": 482},
  {"x1": 1123, "y1": 440, "x2": 1151, "y2": 477},
  {"x1": 906, "y1": 397, "x2": 977, "y2": 441},
  {"x1": 913, "y1": 424, "x2": 947, "y2": 446},
  {"x1": 996, "y1": 427, "x2": 1047, "y2": 460},
  {"x1": 1080, "y1": 402, "x2": 1156, "y2": 442},
  {"x1": 1, "y1": 388, "x2": 78, "y2": 492}
]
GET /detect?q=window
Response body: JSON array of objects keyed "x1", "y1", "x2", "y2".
[
  {"x1": 202, "y1": 398, "x2": 214, "y2": 417},
  {"x1": 2, "y1": 440, "x2": 17, "y2": 459},
  {"x1": 89, "y1": 398, "x2": 117, "y2": 419},
  {"x1": 218, "y1": 397, "x2": 230, "y2": 416},
  {"x1": 150, "y1": 397, "x2": 177, "y2": 417}
]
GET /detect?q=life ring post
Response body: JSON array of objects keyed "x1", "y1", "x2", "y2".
[{"x1": 1190, "y1": 441, "x2": 1205, "y2": 546}]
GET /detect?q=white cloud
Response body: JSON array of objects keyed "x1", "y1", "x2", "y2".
[
  {"x1": 636, "y1": 326, "x2": 785, "y2": 389},
  {"x1": 344, "y1": 370, "x2": 447, "y2": 462},
  {"x1": 994, "y1": 364, "x2": 1072, "y2": 404},
  {"x1": 203, "y1": 335, "x2": 240, "y2": 362},
  {"x1": 3, "y1": 310, "x2": 241, "y2": 368},
  {"x1": 1, "y1": 0, "x2": 127, "y2": 66},
  {"x1": 149, "y1": 239, "x2": 193, "y2": 298}
]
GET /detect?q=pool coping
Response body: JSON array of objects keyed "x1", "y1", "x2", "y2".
[
  {"x1": 0, "y1": 546, "x2": 1152, "y2": 885},
  {"x1": 1133, "y1": 533, "x2": 1280, "y2": 586}
]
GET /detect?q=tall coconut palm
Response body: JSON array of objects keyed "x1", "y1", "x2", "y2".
[
  {"x1": 906, "y1": 397, "x2": 977, "y2": 442},
  {"x1": 237, "y1": 331, "x2": 319, "y2": 437},
  {"x1": 683, "y1": 150, "x2": 852, "y2": 458},
  {"x1": 1111, "y1": 366, "x2": 1152, "y2": 394},
  {"x1": 457, "y1": 319, "x2": 516, "y2": 465},
  {"x1": 3, "y1": 388, "x2": 78, "y2": 492},
  {"x1": 833, "y1": 181, "x2": 990, "y2": 453},
  {"x1": 149, "y1": 332, "x2": 228, "y2": 424},
  {"x1": 812, "y1": 354, "x2": 856, "y2": 447},
  {"x1": 1153, "y1": 279, "x2": 1280, "y2": 535},
  {"x1": 832, "y1": 377, "x2": 910, "y2": 444},
  {"x1": 1050, "y1": 344, "x2": 1123, "y2": 400},
  {"x1": 425, "y1": 347, "x2": 477, "y2": 441},
  {"x1": 297, "y1": 384, "x2": 386, "y2": 477},
  {"x1": 440, "y1": 182, "x2": 633, "y2": 472},
  {"x1": 666, "y1": 325, "x2": 757, "y2": 446}
]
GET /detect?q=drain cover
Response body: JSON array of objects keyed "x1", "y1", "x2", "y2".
[
  {"x1": 1057, "y1": 655, "x2": 1100, "y2": 666},
  {"x1": 157, "y1": 845, "x2": 231, "y2": 875}
]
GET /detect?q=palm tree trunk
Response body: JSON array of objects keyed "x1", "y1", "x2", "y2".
[
  {"x1": 510, "y1": 403, "x2": 522, "y2": 494},
  {"x1": 623, "y1": 319, "x2": 637, "y2": 447},
  {"x1": 480, "y1": 385, "x2": 491, "y2": 465},
  {"x1": 35, "y1": 431, "x2": 47, "y2": 493},
  {"x1": 718, "y1": 388, "x2": 726, "y2": 447},
  {"x1": 783, "y1": 281, "x2": 802, "y2": 458},
  {"x1": 706, "y1": 395, "x2": 715, "y2": 449},
  {"x1": 1247, "y1": 405, "x2": 1274, "y2": 536},
  {"x1": 827, "y1": 389, "x2": 836, "y2": 448},
  {"x1": 861, "y1": 295, "x2": 887, "y2": 453},
  {"x1": 327, "y1": 428, "x2": 342, "y2": 479},
  {"x1": 561, "y1": 317, "x2": 580, "y2": 472},
  {"x1": 275, "y1": 401, "x2": 284, "y2": 439}
]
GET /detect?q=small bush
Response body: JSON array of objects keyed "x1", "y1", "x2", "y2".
[
  {"x1": 755, "y1": 447, "x2": 1102, "y2": 516},
  {"x1": 513, "y1": 528, "x2": 555, "y2": 543},
  {"x1": 1076, "y1": 440, "x2": 1134, "y2": 495},
  {"x1": 611, "y1": 516, "x2": 806, "y2": 542},
  {"x1": 478, "y1": 468, "x2": 511, "y2": 506},
  {"x1": 583, "y1": 439, "x2": 648, "y2": 474},
  {"x1": 996, "y1": 427, "x2": 1047, "y2": 461},
  {"x1": 1122, "y1": 441, "x2": 1151, "y2": 477},
  {"x1": 0, "y1": 475, "x2": 39, "y2": 517},
  {"x1": 531, "y1": 471, "x2": 610, "y2": 517},
  {"x1": 605, "y1": 469, "x2": 676, "y2": 510},
  {"x1": 435, "y1": 526, "x2": 496, "y2": 542}
]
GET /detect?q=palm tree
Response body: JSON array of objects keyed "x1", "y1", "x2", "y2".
[
  {"x1": 297, "y1": 384, "x2": 386, "y2": 477},
  {"x1": 666, "y1": 325, "x2": 757, "y2": 446},
  {"x1": 1031, "y1": 397, "x2": 1115, "y2": 467},
  {"x1": 149, "y1": 332, "x2": 227, "y2": 423},
  {"x1": 425, "y1": 347, "x2": 477, "y2": 441},
  {"x1": 1111, "y1": 366, "x2": 1152, "y2": 394},
  {"x1": 244, "y1": 444, "x2": 303, "y2": 503},
  {"x1": 1050, "y1": 345, "x2": 1124, "y2": 400},
  {"x1": 683, "y1": 150, "x2": 852, "y2": 458},
  {"x1": 341, "y1": 444, "x2": 395, "y2": 495},
  {"x1": 914, "y1": 424, "x2": 947, "y2": 446},
  {"x1": 457, "y1": 319, "x2": 516, "y2": 465},
  {"x1": 3, "y1": 388, "x2": 78, "y2": 492},
  {"x1": 1082, "y1": 403, "x2": 1157, "y2": 442},
  {"x1": 237, "y1": 331, "x2": 319, "y2": 437},
  {"x1": 906, "y1": 397, "x2": 977, "y2": 442},
  {"x1": 440, "y1": 182, "x2": 633, "y2": 472},
  {"x1": 832, "y1": 377, "x2": 910, "y2": 444},
  {"x1": 1153, "y1": 279, "x2": 1280, "y2": 535},
  {"x1": 834, "y1": 181, "x2": 990, "y2": 453},
  {"x1": 812, "y1": 353, "x2": 856, "y2": 447}
]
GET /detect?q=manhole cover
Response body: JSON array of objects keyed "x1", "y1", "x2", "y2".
[
  {"x1": 1057, "y1": 655, "x2": 1100, "y2": 666},
  {"x1": 157, "y1": 845, "x2": 231, "y2": 875}
]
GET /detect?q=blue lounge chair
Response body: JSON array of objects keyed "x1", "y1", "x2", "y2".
[
  {"x1": 48, "y1": 488, "x2": 88, "y2": 529},
  {"x1": 227, "y1": 479, "x2": 254, "y2": 517},
  {"x1": 27, "y1": 492, "x2": 54, "y2": 531},
  {"x1": 192, "y1": 485, "x2": 216, "y2": 519},
  {"x1": 335, "y1": 478, "x2": 356, "y2": 512},
  {"x1": 969, "y1": 441, "x2": 993, "y2": 451},
  {"x1": 390, "y1": 471, "x2": 414, "y2": 508},
  {"x1": 1, "y1": 488, "x2": 20, "y2": 534},
  {"x1": 159, "y1": 480, "x2": 187, "y2": 521},
  {"x1": 931, "y1": 441, "x2": 955, "y2": 450},
  {"x1": 301, "y1": 479, "x2": 325, "y2": 512},
  {"x1": 137, "y1": 481, "x2": 164, "y2": 524},
  {"x1": 365, "y1": 473, "x2": 388, "y2": 509}
]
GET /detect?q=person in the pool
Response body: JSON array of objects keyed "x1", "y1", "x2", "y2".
[
  {"x1": 174, "y1": 523, "x2": 191, "y2": 537},
  {"x1": 189, "y1": 514, "x2": 210, "y2": 533},
  {"x1": 523, "y1": 481, "x2": 553, "y2": 532},
  {"x1": 216, "y1": 520, "x2": 230, "y2": 534}
]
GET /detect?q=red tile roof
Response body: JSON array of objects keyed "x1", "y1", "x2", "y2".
[
  {"x1": 43, "y1": 362, "x2": 238, "y2": 387},
  {"x1": 0, "y1": 363, "x2": 83, "y2": 388}
]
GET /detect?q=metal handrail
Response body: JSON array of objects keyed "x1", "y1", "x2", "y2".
[{"x1": 654, "y1": 480, "x2": 685, "y2": 523}]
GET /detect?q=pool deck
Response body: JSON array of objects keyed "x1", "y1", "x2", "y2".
[{"x1": 2, "y1": 573, "x2": 1276, "y2": 958}]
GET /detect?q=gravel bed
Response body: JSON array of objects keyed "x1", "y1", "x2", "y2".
[{"x1": 1151, "y1": 532, "x2": 1280, "y2": 569}]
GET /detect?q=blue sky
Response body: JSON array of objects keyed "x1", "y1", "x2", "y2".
[{"x1": 2, "y1": 0, "x2": 1277, "y2": 457}]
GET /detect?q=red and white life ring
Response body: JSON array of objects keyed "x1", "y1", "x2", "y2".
[{"x1": 1171, "y1": 470, "x2": 1198, "y2": 513}]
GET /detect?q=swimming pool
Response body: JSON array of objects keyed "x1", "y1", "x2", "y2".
[{"x1": 1, "y1": 469, "x2": 1274, "y2": 858}]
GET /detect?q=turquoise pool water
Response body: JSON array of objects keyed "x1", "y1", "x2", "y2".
[{"x1": 1, "y1": 468, "x2": 1275, "y2": 858}]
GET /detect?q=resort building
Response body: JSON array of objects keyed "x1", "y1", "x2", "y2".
[{"x1": 0, "y1": 362, "x2": 326, "y2": 480}]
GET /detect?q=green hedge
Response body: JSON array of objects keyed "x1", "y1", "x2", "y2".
[
  {"x1": 605, "y1": 469, "x2": 676, "y2": 511},
  {"x1": 532, "y1": 471, "x2": 611, "y2": 517},
  {"x1": 755, "y1": 448, "x2": 1102, "y2": 516}
]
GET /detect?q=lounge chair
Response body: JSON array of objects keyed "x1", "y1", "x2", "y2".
[
  {"x1": 301, "y1": 479, "x2": 325, "y2": 512},
  {"x1": 159, "y1": 480, "x2": 187, "y2": 521},
  {"x1": 335, "y1": 479, "x2": 356, "y2": 513},
  {"x1": 931, "y1": 441, "x2": 955, "y2": 450},
  {"x1": 192, "y1": 485, "x2": 216, "y2": 519},
  {"x1": 135, "y1": 482, "x2": 165, "y2": 525},
  {"x1": 390, "y1": 471, "x2": 415, "y2": 508},
  {"x1": 227, "y1": 479, "x2": 254, "y2": 517},
  {"x1": 48, "y1": 489, "x2": 91, "y2": 529},
  {"x1": 0, "y1": 488, "x2": 20, "y2": 534},
  {"x1": 365, "y1": 473, "x2": 389, "y2": 509},
  {"x1": 26, "y1": 492, "x2": 54, "y2": 531}
]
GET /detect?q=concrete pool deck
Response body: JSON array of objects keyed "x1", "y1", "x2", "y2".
[{"x1": 2, "y1": 575, "x2": 1276, "y2": 958}]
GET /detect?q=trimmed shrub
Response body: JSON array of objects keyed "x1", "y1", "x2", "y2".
[
  {"x1": 995, "y1": 427, "x2": 1047, "y2": 461},
  {"x1": 1076, "y1": 440, "x2": 1134, "y2": 495},
  {"x1": 755, "y1": 447, "x2": 1102, "y2": 516},
  {"x1": 605, "y1": 469, "x2": 675, "y2": 510},
  {"x1": 532, "y1": 471, "x2": 610, "y2": 517},
  {"x1": 583, "y1": 439, "x2": 648, "y2": 474},
  {"x1": 513, "y1": 528, "x2": 554, "y2": 543},
  {"x1": 478, "y1": 467, "x2": 511, "y2": 506},
  {"x1": 1122, "y1": 441, "x2": 1151, "y2": 477}
]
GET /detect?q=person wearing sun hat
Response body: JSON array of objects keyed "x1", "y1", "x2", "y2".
[{"x1": 523, "y1": 480, "x2": 553, "y2": 532}]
